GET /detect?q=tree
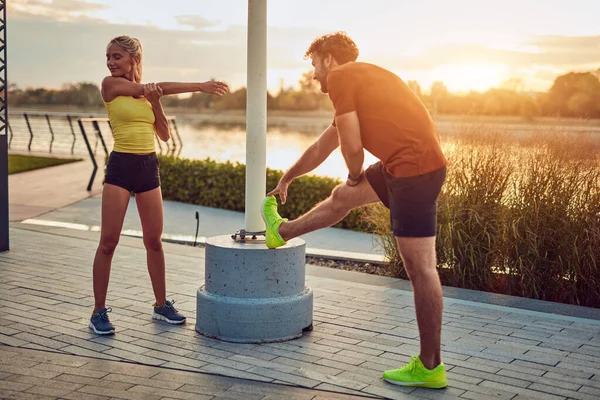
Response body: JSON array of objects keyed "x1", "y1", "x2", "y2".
[
  {"x1": 187, "y1": 92, "x2": 215, "y2": 109},
  {"x1": 78, "y1": 82, "x2": 103, "y2": 109},
  {"x1": 407, "y1": 80, "x2": 422, "y2": 97},
  {"x1": 480, "y1": 89, "x2": 522, "y2": 116},
  {"x1": 299, "y1": 70, "x2": 319, "y2": 93},
  {"x1": 546, "y1": 72, "x2": 600, "y2": 118},
  {"x1": 212, "y1": 87, "x2": 247, "y2": 110},
  {"x1": 270, "y1": 69, "x2": 331, "y2": 111},
  {"x1": 500, "y1": 78, "x2": 524, "y2": 92},
  {"x1": 520, "y1": 96, "x2": 540, "y2": 121},
  {"x1": 567, "y1": 93, "x2": 597, "y2": 117},
  {"x1": 430, "y1": 81, "x2": 448, "y2": 115}
]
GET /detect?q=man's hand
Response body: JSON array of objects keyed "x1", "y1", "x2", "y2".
[
  {"x1": 143, "y1": 83, "x2": 163, "y2": 104},
  {"x1": 267, "y1": 179, "x2": 291, "y2": 205},
  {"x1": 200, "y1": 80, "x2": 229, "y2": 96},
  {"x1": 346, "y1": 170, "x2": 364, "y2": 187}
]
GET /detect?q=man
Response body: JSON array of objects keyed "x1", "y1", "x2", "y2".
[{"x1": 261, "y1": 31, "x2": 448, "y2": 389}]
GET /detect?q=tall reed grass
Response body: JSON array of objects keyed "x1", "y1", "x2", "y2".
[{"x1": 365, "y1": 127, "x2": 600, "y2": 307}]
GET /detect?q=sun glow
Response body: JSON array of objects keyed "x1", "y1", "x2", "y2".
[
  {"x1": 431, "y1": 64, "x2": 510, "y2": 93},
  {"x1": 402, "y1": 64, "x2": 512, "y2": 94}
]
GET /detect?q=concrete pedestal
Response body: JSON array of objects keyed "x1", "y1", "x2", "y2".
[{"x1": 196, "y1": 235, "x2": 313, "y2": 343}]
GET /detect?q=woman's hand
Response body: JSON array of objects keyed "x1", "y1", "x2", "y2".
[
  {"x1": 144, "y1": 83, "x2": 163, "y2": 104},
  {"x1": 199, "y1": 80, "x2": 229, "y2": 96}
]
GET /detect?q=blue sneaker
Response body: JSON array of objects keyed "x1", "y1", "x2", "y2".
[
  {"x1": 153, "y1": 300, "x2": 186, "y2": 324},
  {"x1": 89, "y1": 307, "x2": 115, "y2": 335}
]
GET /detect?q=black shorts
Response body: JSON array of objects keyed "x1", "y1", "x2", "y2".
[
  {"x1": 104, "y1": 151, "x2": 160, "y2": 194},
  {"x1": 366, "y1": 162, "x2": 446, "y2": 237}
]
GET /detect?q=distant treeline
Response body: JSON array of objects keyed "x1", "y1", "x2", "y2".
[{"x1": 8, "y1": 69, "x2": 600, "y2": 118}]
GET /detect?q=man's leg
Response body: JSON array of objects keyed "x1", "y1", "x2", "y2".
[
  {"x1": 279, "y1": 178, "x2": 380, "y2": 241},
  {"x1": 381, "y1": 165, "x2": 447, "y2": 388},
  {"x1": 396, "y1": 236, "x2": 442, "y2": 370}
]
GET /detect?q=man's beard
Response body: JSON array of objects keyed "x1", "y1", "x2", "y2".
[
  {"x1": 317, "y1": 71, "x2": 329, "y2": 93},
  {"x1": 319, "y1": 80, "x2": 328, "y2": 93}
]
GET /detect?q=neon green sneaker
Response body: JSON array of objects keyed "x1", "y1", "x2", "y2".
[
  {"x1": 383, "y1": 355, "x2": 448, "y2": 389},
  {"x1": 261, "y1": 195, "x2": 288, "y2": 249}
]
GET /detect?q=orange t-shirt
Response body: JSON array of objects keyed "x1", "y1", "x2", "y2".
[{"x1": 328, "y1": 62, "x2": 447, "y2": 178}]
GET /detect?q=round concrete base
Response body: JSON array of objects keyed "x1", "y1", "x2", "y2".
[{"x1": 196, "y1": 235, "x2": 313, "y2": 343}]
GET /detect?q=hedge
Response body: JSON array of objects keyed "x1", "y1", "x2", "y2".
[{"x1": 158, "y1": 155, "x2": 368, "y2": 231}]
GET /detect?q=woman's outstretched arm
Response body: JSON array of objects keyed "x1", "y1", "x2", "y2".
[
  {"x1": 101, "y1": 77, "x2": 229, "y2": 102},
  {"x1": 157, "y1": 81, "x2": 229, "y2": 96}
]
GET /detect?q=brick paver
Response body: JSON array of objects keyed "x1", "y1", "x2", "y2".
[
  {"x1": 1, "y1": 225, "x2": 600, "y2": 399},
  {"x1": 8, "y1": 156, "x2": 103, "y2": 222}
]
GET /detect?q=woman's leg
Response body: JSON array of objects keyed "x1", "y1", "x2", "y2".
[
  {"x1": 93, "y1": 183, "x2": 131, "y2": 313},
  {"x1": 135, "y1": 186, "x2": 166, "y2": 306}
]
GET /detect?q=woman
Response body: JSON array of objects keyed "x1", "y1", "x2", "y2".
[{"x1": 90, "y1": 35, "x2": 229, "y2": 335}]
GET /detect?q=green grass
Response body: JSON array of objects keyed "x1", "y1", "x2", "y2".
[{"x1": 8, "y1": 154, "x2": 81, "y2": 175}]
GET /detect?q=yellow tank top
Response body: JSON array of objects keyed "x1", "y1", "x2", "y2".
[{"x1": 104, "y1": 96, "x2": 156, "y2": 154}]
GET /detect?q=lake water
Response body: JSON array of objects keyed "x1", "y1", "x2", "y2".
[
  {"x1": 8, "y1": 110, "x2": 600, "y2": 183},
  {"x1": 172, "y1": 118, "x2": 600, "y2": 182},
  {"x1": 174, "y1": 122, "x2": 373, "y2": 181}
]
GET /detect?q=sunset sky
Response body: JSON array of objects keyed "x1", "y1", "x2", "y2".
[{"x1": 9, "y1": 0, "x2": 600, "y2": 94}]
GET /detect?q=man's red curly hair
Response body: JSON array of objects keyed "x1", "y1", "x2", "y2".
[{"x1": 304, "y1": 31, "x2": 359, "y2": 65}]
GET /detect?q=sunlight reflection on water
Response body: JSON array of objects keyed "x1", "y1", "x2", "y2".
[
  {"x1": 174, "y1": 121, "x2": 600, "y2": 182},
  {"x1": 176, "y1": 124, "x2": 379, "y2": 181}
]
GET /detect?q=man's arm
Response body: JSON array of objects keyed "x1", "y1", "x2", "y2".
[
  {"x1": 335, "y1": 111, "x2": 364, "y2": 184},
  {"x1": 282, "y1": 124, "x2": 339, "y2": 181},
  {"x1": 267, "y1": 124, "x2": 339, "y2": 203}
]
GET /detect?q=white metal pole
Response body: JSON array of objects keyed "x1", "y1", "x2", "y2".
[{"x1": 245, "y1": 0, "x2": 267, "y2": 233}]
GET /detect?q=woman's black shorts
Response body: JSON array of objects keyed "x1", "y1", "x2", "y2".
[{"x1": 104, "y1": 151, "x2": 160, "y2": 194}]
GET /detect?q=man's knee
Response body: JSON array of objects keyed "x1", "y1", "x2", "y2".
[
  {"x1": 331, "y1": 179, "x2": 379, "y2": 211},
  {"x1": 396, "y1": 237, "x2": 437, "y2": 278},
  {"x1": 330, "y1": 183, "x2": 345, "y2": 197},
  {"x1": 330, "y1": 184, "x2": 353, "y2": 213}
]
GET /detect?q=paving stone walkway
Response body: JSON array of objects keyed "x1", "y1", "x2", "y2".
[
  {"x1": 1, "y1": 225, "x2": 600, "y2": 399},
  {"x1": 0, "y1": 345, "x2": 369, "y2": 400}
]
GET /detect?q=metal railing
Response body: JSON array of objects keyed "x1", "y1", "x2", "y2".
[
  {"x1": 77, "y1": 117, "x2": 108, "y2": 191},
  {"x1": 7, "y1": 111, "x2": 183, "y2": 190},
  {"x1": 0, "y1": 0, "x2": 8, "y2": 252}
]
